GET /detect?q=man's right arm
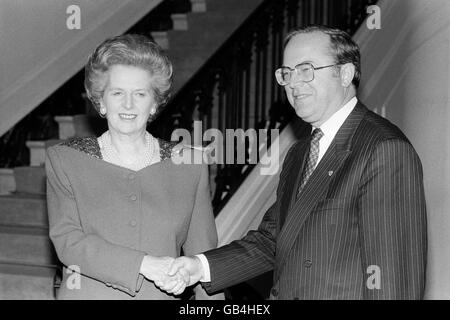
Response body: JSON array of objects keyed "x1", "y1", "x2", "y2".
[
  {"x1": 167, "y1": 201, "x2": 279, "y2": 294},
  {"x1": 166, "y1": 141, "x2": 302, "y2": 294}
]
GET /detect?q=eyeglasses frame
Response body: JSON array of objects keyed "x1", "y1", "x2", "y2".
[{"x1": 275, "y1": 62, "x2": 341, "y2": 86}]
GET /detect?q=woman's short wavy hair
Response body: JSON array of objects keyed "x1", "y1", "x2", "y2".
[{"x1": 84, "y1": 34, "x2": 173, "y2": 113}]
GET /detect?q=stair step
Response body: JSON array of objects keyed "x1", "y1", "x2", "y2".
[
  {"x1": 0, "y1": 260, "x2": 57, "y2": 277},
  {"x1": 206, "y1": 0, "x2": 263, "y2": 13},
  {"x1": 168, "y1": 23, "x2": 227, "y2": 49},
  {"x1": 151, "y1": 31, "x2": 169, "y2": 50},
  {"x1": 0, "y1": 231, "x2": 57, "y2": 267},
  {"x1": 170, "y1": 46, "x2": 211, "y2": 62},
  {"x1": 26, "y1": 139, "x2": 62, "y2": 167},
  {"x1": 0, "y1": 168, "x2": 16, "y2": 195},
  {"x1": 167, "y1": 0, "x2": 265, "y2": 92},
  {"x1": 54, "y1": 114, "x2": 100, "y2": 139},
  {"x1": 171, "y1": 13, "x2": 188, "y2": 31},
  {"x1": 190, "y1": 0, "x2": 206, "y2": 12},
  {"x1": 0, "y1": 224, "x2": 48, "y2": 235},
  {"x1": 13, "y1": 166, "x2": 46, "y2": 195},
  {"x1": 0, "y1": 194, "x2": 47, "y2": 228},
  {"x1": 0, "y1": 272, "x2": 55, "y2": 299}
]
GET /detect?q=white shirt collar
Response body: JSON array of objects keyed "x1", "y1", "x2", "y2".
[
  {"x1": 313, "y1": 97, "x2": 358, "y2": 167},
  {"x1": 314, "y1": 96, "x2": 358, "y2": 139}
]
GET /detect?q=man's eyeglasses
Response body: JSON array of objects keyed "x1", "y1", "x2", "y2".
[{"x1": 275, "y1": 62, "x2": 340, "y2": 86}]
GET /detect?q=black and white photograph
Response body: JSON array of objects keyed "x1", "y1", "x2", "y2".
[{"x1": 0, "y1": 0, "x2": 448, "y2": 308}]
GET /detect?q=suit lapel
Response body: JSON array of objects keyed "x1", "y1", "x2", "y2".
[
  {"x1": 275, "y1": 102, "x2": 368, "y2": 273},
  {"x1": 278, "y1": 140, "x2": 310, "y2": 227}
]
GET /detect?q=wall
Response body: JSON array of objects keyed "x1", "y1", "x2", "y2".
[
  {"x1": 0, "y1": 0, "x2": 162, "y2": 136},
  {"x1": 355, "y1": 0, "x2": 450, "y2": 299}
]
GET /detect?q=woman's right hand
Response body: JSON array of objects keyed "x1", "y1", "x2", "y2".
[{"x1": 139, "y1": 255, "x2": 189, "y2": 295}]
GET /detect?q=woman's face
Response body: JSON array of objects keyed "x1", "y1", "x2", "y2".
[{"x1": 100, "y1": 64, "x2": 156, "y2": 137}]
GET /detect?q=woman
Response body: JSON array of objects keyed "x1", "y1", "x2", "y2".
[{"x1": 46, "y1": 34, "x2": 220, "y2": 299}]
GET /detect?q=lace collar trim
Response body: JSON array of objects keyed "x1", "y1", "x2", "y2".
[{"x1": 60, "y1": 136, "x2": 177, "y2": 162}]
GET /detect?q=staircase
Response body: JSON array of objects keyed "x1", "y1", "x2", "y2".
[
  {"x1": 0, "y1": 193, "x2": 56, "y2": 299},
  {"x1": 0, "y1": 0, "x2": 265, "y2": 299},
  {"x1": 0, "y1": 0, "x2": 378, "y2": 299},
  {"x1": 167, "y1": 0, "x2": 266, "y2": 92}
]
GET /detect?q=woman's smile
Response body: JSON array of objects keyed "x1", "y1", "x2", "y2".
[{"x1": 118, "y1": 113, "x2": 138, "y2": 120}]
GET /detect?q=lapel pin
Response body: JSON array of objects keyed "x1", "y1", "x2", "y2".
[{"x1": 328, "y1": 170, "x2": 334, "y2": 176}]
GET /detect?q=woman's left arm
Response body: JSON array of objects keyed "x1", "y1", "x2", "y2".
[{"x1": 182, "y1": 163, "x2": 224, "y2": 300}]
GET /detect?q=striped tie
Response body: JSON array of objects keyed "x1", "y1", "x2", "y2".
[{"x1": 297, "y1": 128, "x2": 324, "y2": 197}]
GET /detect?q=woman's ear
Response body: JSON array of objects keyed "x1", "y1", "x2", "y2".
[{"x1": 340, "y1": 63, "x2": 356, "y2": 88}]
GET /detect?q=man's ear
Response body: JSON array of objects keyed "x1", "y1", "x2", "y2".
[{"x1": 340, "y1": 63, "x2": 355, "y2": 88}]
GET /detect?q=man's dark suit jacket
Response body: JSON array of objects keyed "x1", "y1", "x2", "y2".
[{"x1": 203, "y1": 102, "x2": 427, "y2": 299}]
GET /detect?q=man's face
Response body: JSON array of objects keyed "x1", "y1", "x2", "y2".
[{"x1": 283, "y1": 32, "x2": 346, "y2": 127}]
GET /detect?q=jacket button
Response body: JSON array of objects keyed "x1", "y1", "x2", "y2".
[
  {"x1": 130, "y1": 220, "x2": 137, "y2": 227},
  {"x1": 304, "y1": 260, "x2": 312, "y2": 268},
  {"x1": 128, "y1": 173, "x2": 135, "y2": 180},
  {"x1": 130, "y1": 195, "x2": 137, "y2": 201}
]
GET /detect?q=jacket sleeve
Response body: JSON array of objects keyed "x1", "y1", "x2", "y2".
[
  {"x1": 200, "y1": 142, "x2": 303, "y2": 294},
  {"x1": 182, "y1": 163, "x2": 218, "y2": 256},
  {"x1": 358, "y1": 139, "x2": 427, "y2": 299},
  {"x1": 181, "y1": 163, "x2": 224, "y2": 300},
  {"x1": 202, "y1": 201, "x2": 278, "y2": 294},
  {"x1": 46, "y1": 147, "x2": 146, "y2": 296}
]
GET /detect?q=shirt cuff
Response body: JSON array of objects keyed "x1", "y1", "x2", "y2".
[{"x1": 195, "y1": 254, "x2": 211, "y2": 282}]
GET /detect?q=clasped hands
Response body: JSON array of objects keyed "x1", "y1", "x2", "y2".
[{"x1": 139, "y1": 255, "x2": 203, "y2": 295}]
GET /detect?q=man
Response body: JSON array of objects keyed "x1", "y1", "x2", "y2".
[{"x1": 164, "y1": 25, "x2": 428, "y2": 299}]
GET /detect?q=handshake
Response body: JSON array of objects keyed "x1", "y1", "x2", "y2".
[{"x1": 139, "y1": 255, "x2": 204, "y2": 296}]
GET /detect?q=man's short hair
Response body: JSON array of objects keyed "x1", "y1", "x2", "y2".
[{"x1": 284, "y1": 25, "x2": 361, "y2": 89}]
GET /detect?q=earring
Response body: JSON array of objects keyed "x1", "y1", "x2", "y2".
[
  {"x1": 150, "y1": 108, "x2": 156, "y2": 115},
  {"x1": 99, "y1": 106, "x2": 106, "y2": 118}
]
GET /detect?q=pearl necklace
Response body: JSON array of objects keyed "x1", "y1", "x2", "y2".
[{"x1": 98, "y1": 131, "x2": 159, "y2": 171}]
